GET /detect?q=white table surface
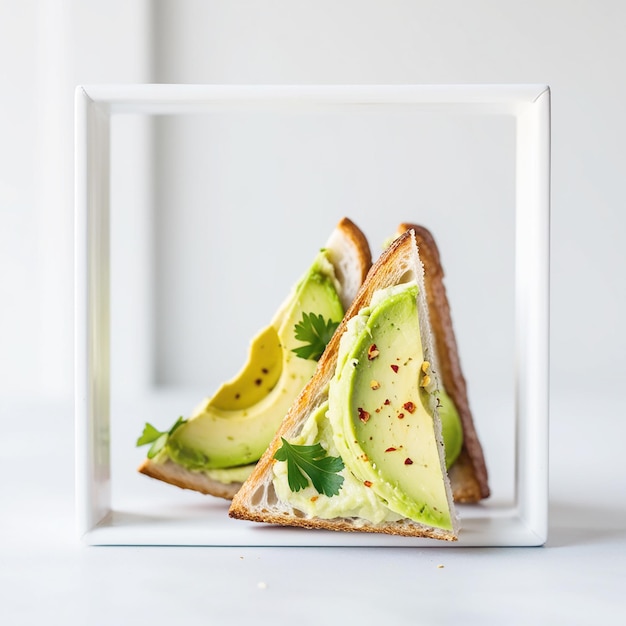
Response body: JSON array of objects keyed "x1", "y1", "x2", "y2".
[{"x1": 2, "y1": 388, "x2": 625, "y2": 625}]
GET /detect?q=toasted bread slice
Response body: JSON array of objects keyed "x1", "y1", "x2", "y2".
[
  {"x1": 396, "y1": 224, "x2": 489, "y2": 502},
  {"x1": 138, "y1": 217, "x2": 372, "y2": 499},
  {"x1": 229, "y1": 230, "x2": 458, "y2": 540}
]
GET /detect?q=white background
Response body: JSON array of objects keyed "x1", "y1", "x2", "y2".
[
  {"x1": 2, "y1": 2, "x2": 625, "y2": 624},
  {"x1": 2, "y1": 0, "x2": 625, "y2": 402}
]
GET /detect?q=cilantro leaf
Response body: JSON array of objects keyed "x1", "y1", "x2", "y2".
[
  {"x1": 292, "y1": 312, "x2": 340, "y2": 361},
  {"x1": 274, "y1": 438, "x2": 344, "y2": 497},
  {"x1": 136, "y1": 416, "x2": 186, "y2": 459}
]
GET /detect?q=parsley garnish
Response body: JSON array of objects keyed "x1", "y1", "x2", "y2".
[
  {"x1": 274, "y1": 438, "x2": 344, "y2": 497},
  {"x1": 292, "y1": 312, "x2": 340, "y2": 361},
  {"x1": 136, "y1": 416, "x2": 186, "y2": 459}
]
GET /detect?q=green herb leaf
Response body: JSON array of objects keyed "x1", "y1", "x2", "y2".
[
  {"x1": 136, "y1": 416, "x2": 187, "y2": 459},
  {"x1": 274, "y1": 438, "x2": 344, "y2": 497},
  {"x1": 292, "y1": 312, "x2": 340, "y2": 361},
  {"x1": 136, "y1": 423, "x2": 162, "y2": 447}
]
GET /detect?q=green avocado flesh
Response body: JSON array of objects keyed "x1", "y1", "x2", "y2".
[
  {"x1": 438, "y1": 387, "x2": 463, "y2": 469},
  {"x1": 165, "y1": 251, "x2": 344, "y2": 470},
  {"x1": 337, "y1": 284, "x2": 452, "y2": 530},
  {"x1": 274, "y1": 282, "x2": 455, "y2": 530}
]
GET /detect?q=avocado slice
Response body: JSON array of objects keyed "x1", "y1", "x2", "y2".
[
  {"x1": 165, "y1": 251, "x2": 344, "y2": 470},
  {"x1": 328, "y1": 282, "x2": 453, "y2": 530},
  {"x1": 437, "y1": 388, "x2": 463, "y2": 469},
  {"x1": 210, "y1": 324, "x2": 283, "y2": 411}
]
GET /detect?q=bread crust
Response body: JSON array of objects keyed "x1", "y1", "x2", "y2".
[
  {"x1": 333, "y1": 216, "x2": 372, "y2": 284},
  {"x1": 229, "y1": 231, "x2": 458, "y2": 540},
  {"x1": 324, "y1": 217, "x2": 372, "y2": 310},
  {"x1": 137, "y1": 217, "x2": 372, "y2": 500},
  {"x1": 138, "y1": 458, "x2": 243, "y2": 500},
  {"x1": 230, "y1": 508, "x2": 457, "y2": 541},
  {"x1": 397, "y1": 223, "x2": 490, "y2": 501}
]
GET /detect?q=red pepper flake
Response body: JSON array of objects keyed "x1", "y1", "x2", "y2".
[
  {"x1": 364, "y1": 480, "x2": 373, "y2": 488},
  {"x1": 390, "y1": 364, "x2": 399, "y2": 373},
  {"x1": 384, "y1": 399, "x2": 391, "y2": 406},
  {"x1": 403, "y1": 401, "x2": 416, "y2": 414},
  {"x1": 404, "y1": 458, "x2": 414, "y2": 465},
  {"x1": 367, "y1": 344, "x2": 380, "y2": 360},
  {"x1": 357, "y1": 407, "x2": 370, "y2": 423},
  {"x1": 385, "y1": 447, "x2": 397, "y2": 453},
  {"x1": 310, "y1": 495, "x2": 319, "y2": 502},
  {"x1": 397, "y1": 413, "x2": 405, "y2": 419}
]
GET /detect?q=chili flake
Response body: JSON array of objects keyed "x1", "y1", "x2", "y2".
[
  {"x1": 385, "y1": 447, "x2": 397, "y2": 452},
  {"x1": 403, "y1": 401, "x2": 416, "y2": 413},
  {"x1": 367, "y1": 344, "x2": 380, "y2": 360},
  {"x1": 357, "y1": 407, "x2": 370, "y2": 423},
  {"x1": 370, "y1": 380, "x2": 381, "y2": 390},
  {"x1": 404, "y1": 458, "x2": 414, "y2": 465},
  {"x1": 391, "y1": 364, "x2": 399, "y2": 373},
  {"x1": 364, "y1": 480, "x2": 373, "y2": 488}
]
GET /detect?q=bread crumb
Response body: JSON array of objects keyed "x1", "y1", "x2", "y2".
[
  {"x1": 257, "y1": 581, "x2": 267, "y2": 589},
  {"x1": 437, "y1": 564, "x2": 445, "y2": 569}
]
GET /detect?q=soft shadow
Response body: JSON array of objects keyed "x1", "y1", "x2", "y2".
[{"x1": 547, "y1": 500, "x2": 626, "y2": 548}]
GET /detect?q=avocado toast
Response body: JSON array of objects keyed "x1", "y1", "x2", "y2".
[
  {"x1": 229, "y1": 229, "x2": 460, "y2": 540},
  {"x1": 136, "y1": 218, "x2": 372, "y2": 499}
]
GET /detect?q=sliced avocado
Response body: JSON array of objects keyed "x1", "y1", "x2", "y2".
[
  {"x1": 166, "y1": 251, "x2": 344, "y2": 470},
  {"x1": 210, "y1": 325, "x2": 282, "y2": 410},
  {"x1": 437, "y1": 388, "x2": 463, "y2": 469},
  {"x1": 330, "y1": 283, "x2": 453, "y2": 530}
]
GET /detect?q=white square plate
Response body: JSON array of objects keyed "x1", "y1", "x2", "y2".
[{"x1": 75, "y1": 84, "x2": 550, "y2": 546}]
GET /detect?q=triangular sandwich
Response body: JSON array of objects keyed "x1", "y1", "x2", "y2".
[
  {"x1": 229, "y1": 230, "x2": 459, "y2": 540},
  {"x1": 136, "y1": 217, "x2": 372, "y2": 499}
]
